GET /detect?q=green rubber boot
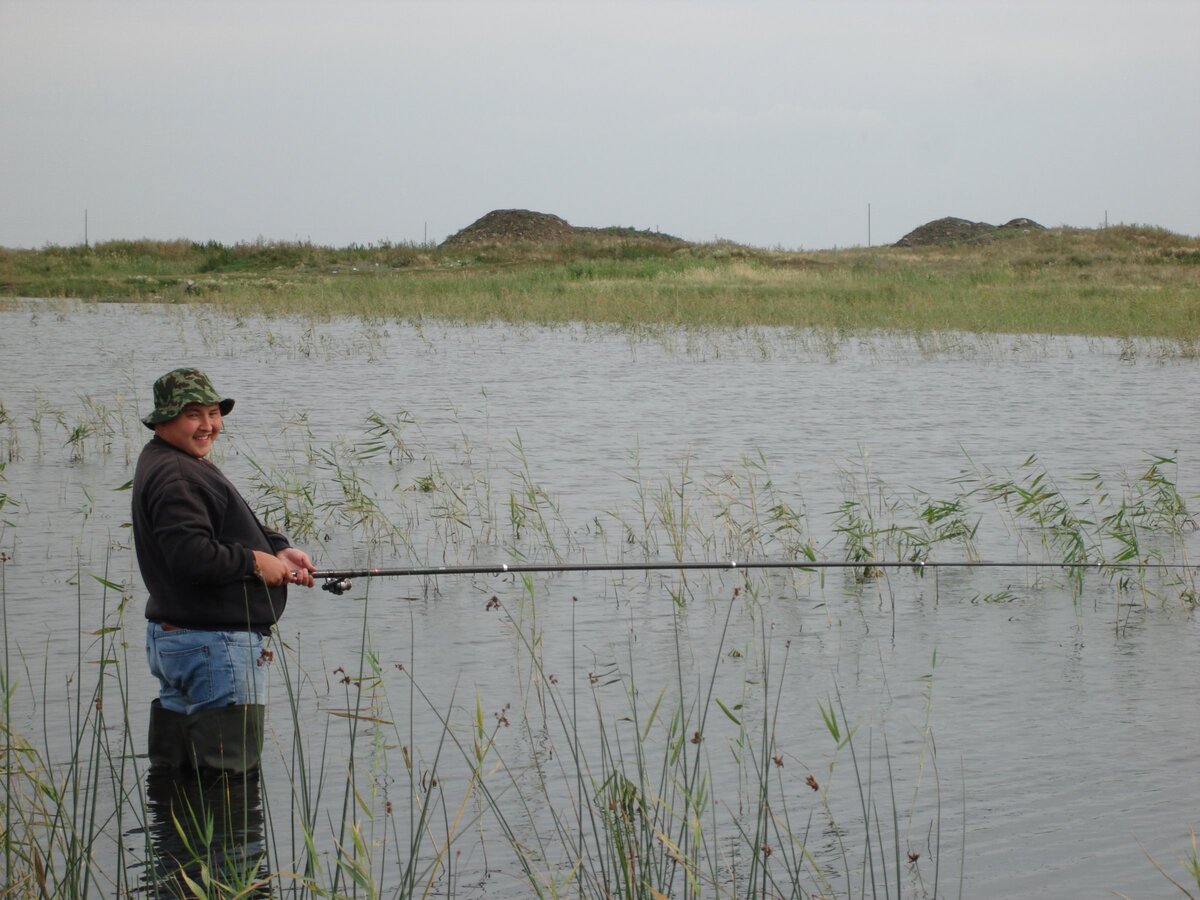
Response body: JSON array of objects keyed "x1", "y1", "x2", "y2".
[
  {"x1": 147, "y1": 699, "x2": 191, "y2": 770},
  {"x1": 182, "y1": 704, "x2": 266, "y2": 774}
]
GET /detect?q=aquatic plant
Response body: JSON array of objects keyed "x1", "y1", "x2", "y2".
[
  {"x1": 1, "y1": 562, "x2": 142, "y2": 897},
  {"x1": 436, "y1": 583, "x2": 957, "y2": 898},
  {"x1": 954, "y1": 449, "x2": 1197, "y2": 605},
  {"x1": 0, "y1": 402, "x2": 19, "y2": 463},
  {"x1": 506, "y1": 433, "x2": 570, "y2": 561},
  {"x1": 1, "y1": 395, "x2": 1197, "y2": 897}
]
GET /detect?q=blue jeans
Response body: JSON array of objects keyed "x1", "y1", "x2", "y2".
[{"x1": 146, "y1": 623, "x2": 269, "y2": 714}]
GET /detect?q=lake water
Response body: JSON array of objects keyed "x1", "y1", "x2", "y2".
[{"x1": 1, "y1": 299, "x2": 1197, "y2": 897}]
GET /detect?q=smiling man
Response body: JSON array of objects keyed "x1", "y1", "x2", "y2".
[{"x1": 132, "y1": 368, "x2": 316, "y2": 772}]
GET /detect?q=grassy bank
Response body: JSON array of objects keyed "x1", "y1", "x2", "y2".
[{"x1": 2, "y1": 226, "x2": 1198, "y2": 338}]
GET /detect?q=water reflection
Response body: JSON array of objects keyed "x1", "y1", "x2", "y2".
[{"x1": 141, "y1": 767, "x2": 268, "y2": 897}]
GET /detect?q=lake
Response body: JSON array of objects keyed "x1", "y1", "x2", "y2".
[{"x1": 1, "y1": 299, "x2": 1197, "y2": 897}]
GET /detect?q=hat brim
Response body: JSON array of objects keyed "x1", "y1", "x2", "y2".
[{"x1": 142, "y1": 397, "x2": 235, "y2": 429}]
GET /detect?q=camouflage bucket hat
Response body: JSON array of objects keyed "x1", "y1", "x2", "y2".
[{"x1": 142, "y1": 368, "x2": 235, "y2": 429}]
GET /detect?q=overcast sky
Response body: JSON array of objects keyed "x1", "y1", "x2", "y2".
[{"x1": 2, "y1": 0, "x2": 1197, "y2": 250}]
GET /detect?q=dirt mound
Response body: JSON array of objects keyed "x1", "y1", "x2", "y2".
[
  {"x1": 895, "y1": 216, "x2": 1044, "y2": 248},
  {"x1": 998, "y1": 217, "x2": 1045, "y2": 232},
  {"x1": 441, "y1": 209, "x2": 686, "y2": 249},
  {"x1": 441, "y1": 210, "x2": 579, "y2": 247}
]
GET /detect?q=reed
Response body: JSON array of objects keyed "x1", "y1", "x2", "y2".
[
  {"x1": 955, "y1": 449, "x2": 1197, "y2": 605},
  {"x1": 1, "y1": 560, "x2": 143, "y2": 897},
  {"x1": 1, "y1": 403, "x2": 1197, "y2": 896},
  {"x1": 0, "y1": 404, "x2": 18, "y2": 463},
  {"x1": 506, "y1": 433, "x2": 570, "y2": 560},
  {"x1": 428, "y1": 581, "x2": 958, "y2": 898}
]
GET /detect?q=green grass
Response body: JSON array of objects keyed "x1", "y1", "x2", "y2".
[{"x1": 2, "y1": 226, "x2": 1198, "y2": 338}]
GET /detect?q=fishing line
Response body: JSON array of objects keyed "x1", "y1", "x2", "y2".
[{"x1": 311, "y1": 558, "x2": 1195, "y2": 595}]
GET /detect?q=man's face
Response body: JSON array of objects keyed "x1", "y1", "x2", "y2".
[{"x1": 155, "y1": 402, "x2": 223, "y2": 458}]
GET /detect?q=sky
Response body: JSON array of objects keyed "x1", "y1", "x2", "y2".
[{"x1": 2, "y1": 0, "x2": 1198, "y2": 250}]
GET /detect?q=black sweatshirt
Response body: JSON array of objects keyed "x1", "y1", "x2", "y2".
[{"x1": 133, "y1": 436, "x2": 289, "y2": 630}]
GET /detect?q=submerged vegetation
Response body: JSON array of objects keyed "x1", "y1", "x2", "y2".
[{"x1": 1, "y1": 224, "x2": 1198, "y2": 338}]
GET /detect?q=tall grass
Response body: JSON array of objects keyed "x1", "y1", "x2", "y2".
[
  {"x1": 3, "y1": 226, "x2": 1198, "y2": 338},
  {"x1": 2, "y1": 567, "x2": 953, "y2": 897},
  {"x1": 1, "y1": 559, "x2": 143, "y2": 897}
]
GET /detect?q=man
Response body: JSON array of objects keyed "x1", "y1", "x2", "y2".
[{"x1": 132, "y1": 367, "x2": 316, "y2": 772}]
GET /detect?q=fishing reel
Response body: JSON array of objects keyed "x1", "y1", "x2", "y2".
[{"x1": 321, "y1": 577, "x2": 354, "y2": 595}]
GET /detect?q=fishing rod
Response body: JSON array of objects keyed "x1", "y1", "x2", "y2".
[{"x1": 311, "y1": 558, "x2": 1194, "y2": 595}]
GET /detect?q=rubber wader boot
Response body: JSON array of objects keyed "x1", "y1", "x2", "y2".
[
  {"x1": 147, "y1": 699, "x2": 192, "y2": 770},
  {"x1": 183, "y1": 704, "x2": 266, "y2": 774}
]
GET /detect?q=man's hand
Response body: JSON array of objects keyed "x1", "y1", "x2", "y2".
[
  {"x1": 276, "y1": 547, "x2": 317, "y2": 588},
  {"x1": 253, "y1": 549, "x2": 314, "y2": 587}
]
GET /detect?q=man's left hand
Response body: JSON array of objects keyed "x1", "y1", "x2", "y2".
[{"x1": 277, "y1": 547, "x2": 317, "y2": 588}]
